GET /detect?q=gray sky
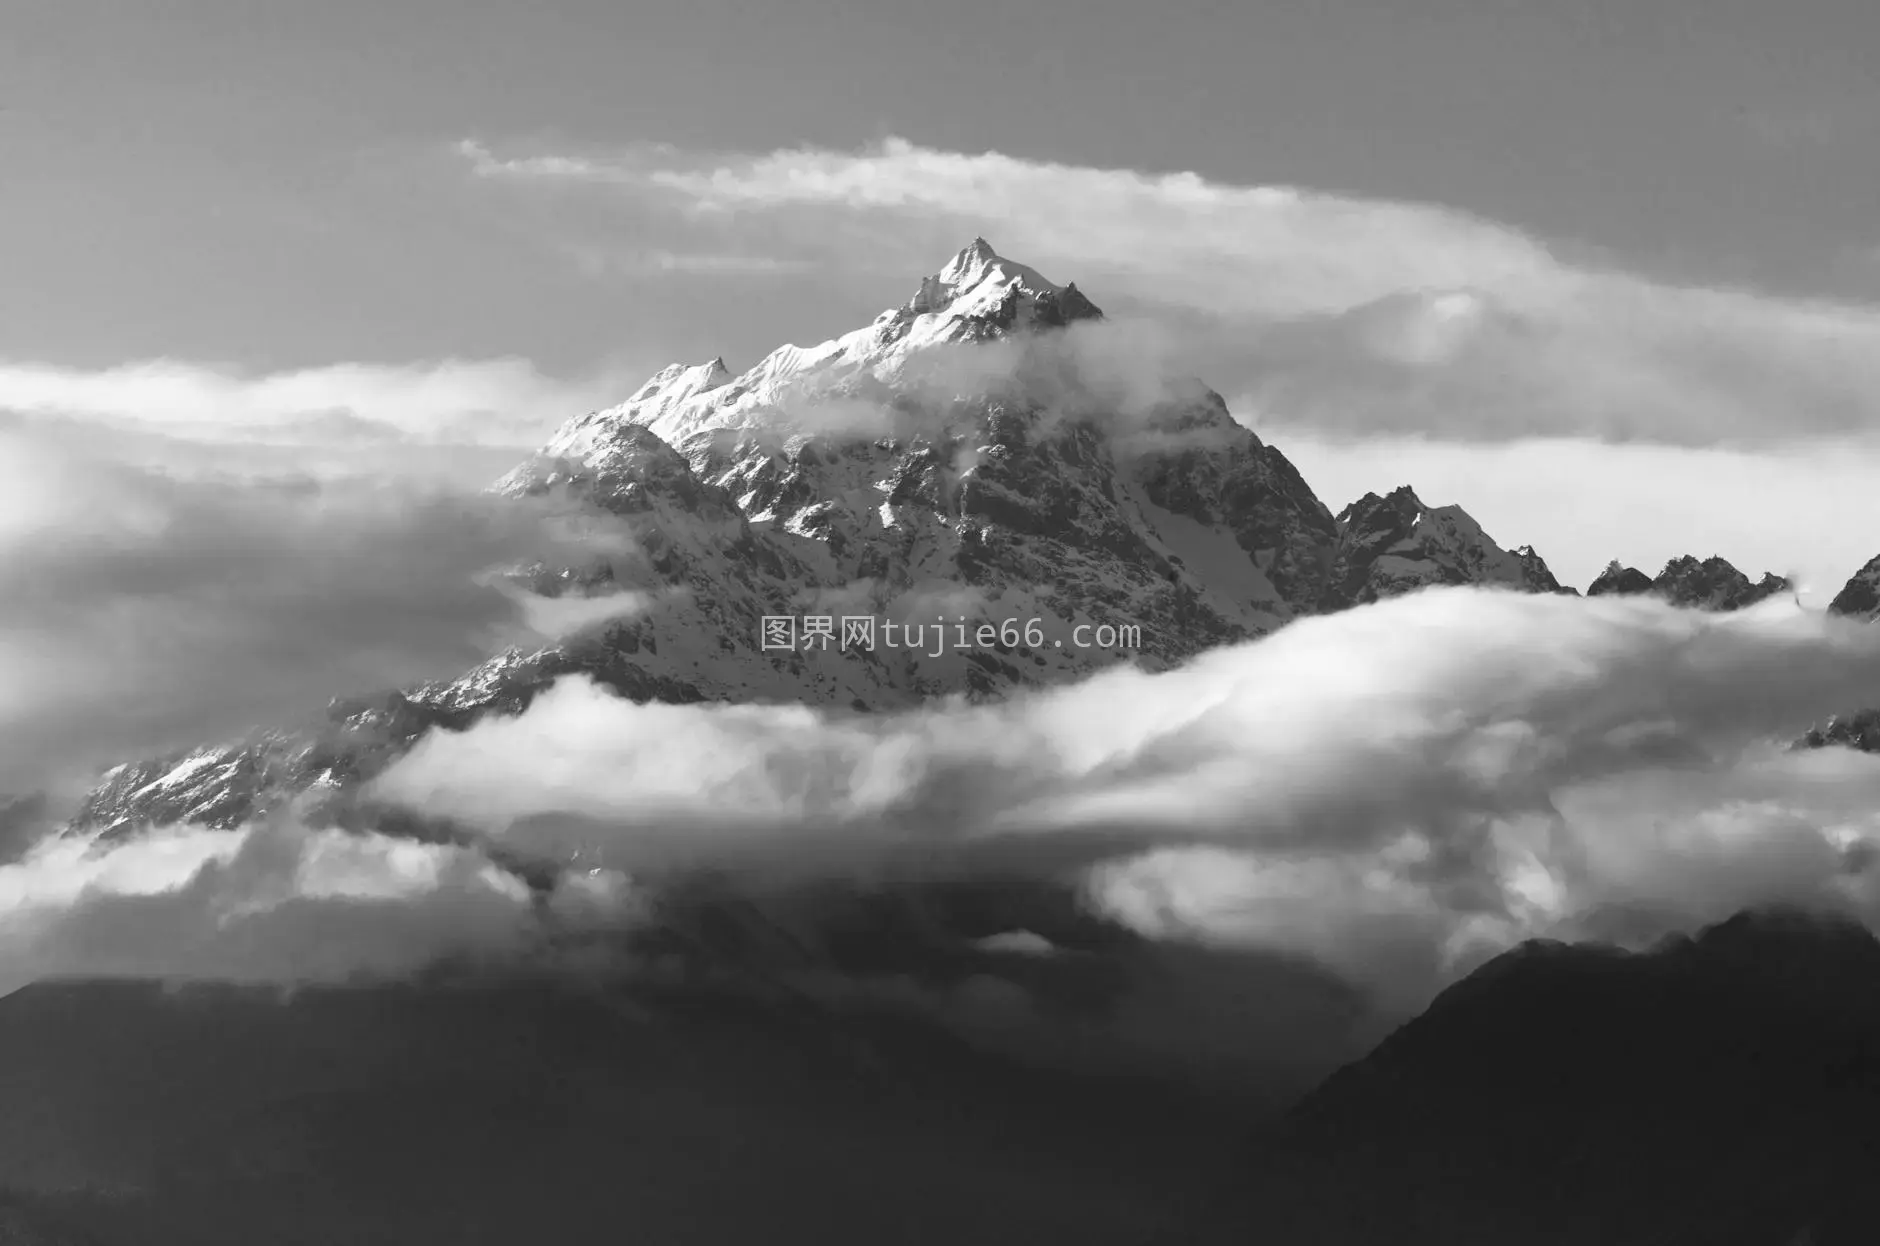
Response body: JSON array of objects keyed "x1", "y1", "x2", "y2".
[
  {"x1": 6, "y1": 0, "x2": 1879, "y2": 369},
  {"x1": 5, "y1": 0, "x2": 1880, "y2": 595}
]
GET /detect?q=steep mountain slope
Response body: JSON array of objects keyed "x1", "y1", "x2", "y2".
[
  {"x1": 1319, "y1": 484, "x2": 1572, "y2": 608},
  {"x1": 1586, "y1": 559, "x2": 1657, "y2": 597},
  {"x1": 1187, "y1": 908, "x2": 1880, "y2": 1246},
  {"x1": 1588, "y1": 554, "x2": 1790, "y2": 609},
  {"x1": 62, "y1": 241, "x2": 1567, "y2": 838},
  {"x1": 1789, "y1": 557, "x2": 1880, "y2": 753},
  {"x1": 1828, "y1": 553, "x2": 1880, "y2": 620}
]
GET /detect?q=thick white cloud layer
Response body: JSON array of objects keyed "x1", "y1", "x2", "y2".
[
  {"x1": 364, "y1": 589, "x2": 1880, "y2": 1002},
  {"x1": 10, "y1": 588, "x2": 1880, "y2": 1089}
]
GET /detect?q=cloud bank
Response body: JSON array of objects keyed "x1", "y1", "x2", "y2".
[
  {"x1": 10, "y1": 587, "x2": 1880, "y2": 1090},
  {"x1": 10, "y1": 586, "x2": 1880, "y2": 1091},
  {"x1": 0, "y1": 356, "x2": 634, "y2": 451},
  {"x1": 0, "y1": 418, "x2": 630, "y2": 798},
  {"x1": 0, "y1": 818, "x2": 637, "y2": 999},
  {"x1": 364, "y1": 589, "x2": 1880, "y2": 1004},
  {"x1": 462, "y1": 135, "x2": 1880, "y2": 450}
]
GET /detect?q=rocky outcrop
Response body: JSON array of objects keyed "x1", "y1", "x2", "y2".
[
  {"x1": 1828, "y1": 554, "x2": 1880, "y2": 620},
  {"x1": 1512, "y1": 545, "x2": 1576, "y2": 595},
  {"x1": 1319, "y1": 485, "x2": 1569, "y2": 609},
  {"x1": 1586, "y1": 560, "x2": 1654, "y2": 597},
  {"x1": 1650, "y1": 554, "x2": 1790, "y2": 610},
  {"x1": 1587, "y1": 555, "x2": 1789, "y2": 609},
  {"x1": 1796, "y1": 556, "x2": 1880, "y2": 756}
]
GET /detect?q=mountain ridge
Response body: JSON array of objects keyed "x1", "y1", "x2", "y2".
[
  {"x1": 1589, "y1": 553, "x2": 1793, "y2": 610},
  {"x1": 52, "y1": 240, "x2": 1858, "y2": 838},
  {"x1": 1185, "y1": 906, "x2": 1880, "y2": 1245}
]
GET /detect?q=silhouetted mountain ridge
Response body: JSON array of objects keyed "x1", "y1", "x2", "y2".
[
  {"x1": 1190, "y1": 907, "x2": 1880, "y2": 1245},
  {"x1": 1588, "y1": 554, "x2": 1791, "y2": 610}
]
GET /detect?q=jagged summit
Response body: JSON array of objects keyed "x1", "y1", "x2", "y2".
[
  {"x1": 1588, "y1": 555, "x2": 1789, "y2": 609},
  {"x1": 545, "y1": 241, "x2": 1103, "y2": 454},
  {"x1": 1653, "y1": 554, "x2": 1790, "y2": 611},
  {"x1": 905, "y1": 237, "x2": 1101, "y2": 327},
  {"x1": 1322, "y1": 485, "x2": 1568, "y2": 607},
  {"x1": 1587, "y1": 560, "x2": 1654, "y2": 597}
]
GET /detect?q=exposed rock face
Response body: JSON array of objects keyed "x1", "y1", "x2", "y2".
[
  {"x1": 1319, "y1": 485, "x2": 1569, "y2": 609},
  {"x1": 1794, "y1": 708, "x2": 1880, "y2": 754},
  {"x1": 1828, "y1": 554, "x2": 1880, "y2": 620},
  {"x1": 61, "y1": 241, "x2": 1568, "y2": 839},
  {"x1": 1586, "y1": 560, "x2": 1654, "y2": 597},
  {"x1": 67, "y1": 692, "x2": 484, "y2": 840},
  {"x1": 1801, "y1": 555, "x2": 1880, "y2": 755},
  {"x1": 1512, "y1": 545, "x2": 1576, "y2": 595},
  {"x1": 1587, "y1": 554, "x2": 1789, "y2": 609},
  {"x1": 1650, "y1": 554, "x2": 1790, "y2": 610}
]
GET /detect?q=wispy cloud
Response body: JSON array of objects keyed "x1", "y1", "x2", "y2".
[
  {"x1": 562, "y1": 245, "x2": 818, "y2": 279},
  {"x1": 0, "y1": 418, "x2": 630, "y2": 798},
  {"x1": 458, "y1": 135, "x2": 1880, "y2": 450},
  {"x1": 458, "y1": 138, "x2": 653, "y2": 186},
  {"x1": 460, "y1": 136, "x2": 1554, "y2": 311},
  {"x1": 0, "y1": 356, "x2": 632, "y2": 449}
]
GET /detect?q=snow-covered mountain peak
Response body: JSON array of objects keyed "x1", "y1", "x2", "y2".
[
  {"x1": 905, "y1": 237, "x2": 1097, "y2": 326},
  {"x1": 495, "y1": 421, "x2": 744, "y2": 526},
  {"x1": 63, "y1": 246, "x2": 1581, "y2": 840},
  {"x1": 540, "y1": 356, "x2": 739, "y2": 460},
  {"x1": 922, "y1": 236, "x2": 1005, "y2": 302},
  {"x1": 532, "y1": 244, "x2": 1106, "y2": 454},
  {"x1": 630, "y1": 357, "x2": 733, "y2": 400}
]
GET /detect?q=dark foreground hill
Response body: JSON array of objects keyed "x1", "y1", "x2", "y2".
[
  {"x1": 1184, "y1": 908, "x2": 1880, "y2": 1246},
  {"x1": 0, "y1": 972, "x2": 1249, "y2": 1246},
  {"x1": 4, "y1": 906, "x2": 1878, "y2": 1245}
]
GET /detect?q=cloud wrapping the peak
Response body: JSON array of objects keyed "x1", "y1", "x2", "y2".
[
  {"x1": 0, "y1": 419, "x2": 633, "y2": 797},
  {"x1": 364, "y1": 588, "x2": 1880, "y2": 1008},
  {"x1": 465, "y1": 135, "x2": 1558, "y2": 315},
  {"x1": 462, "y1": 135, "x2": 1880, "y2": 449}
]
